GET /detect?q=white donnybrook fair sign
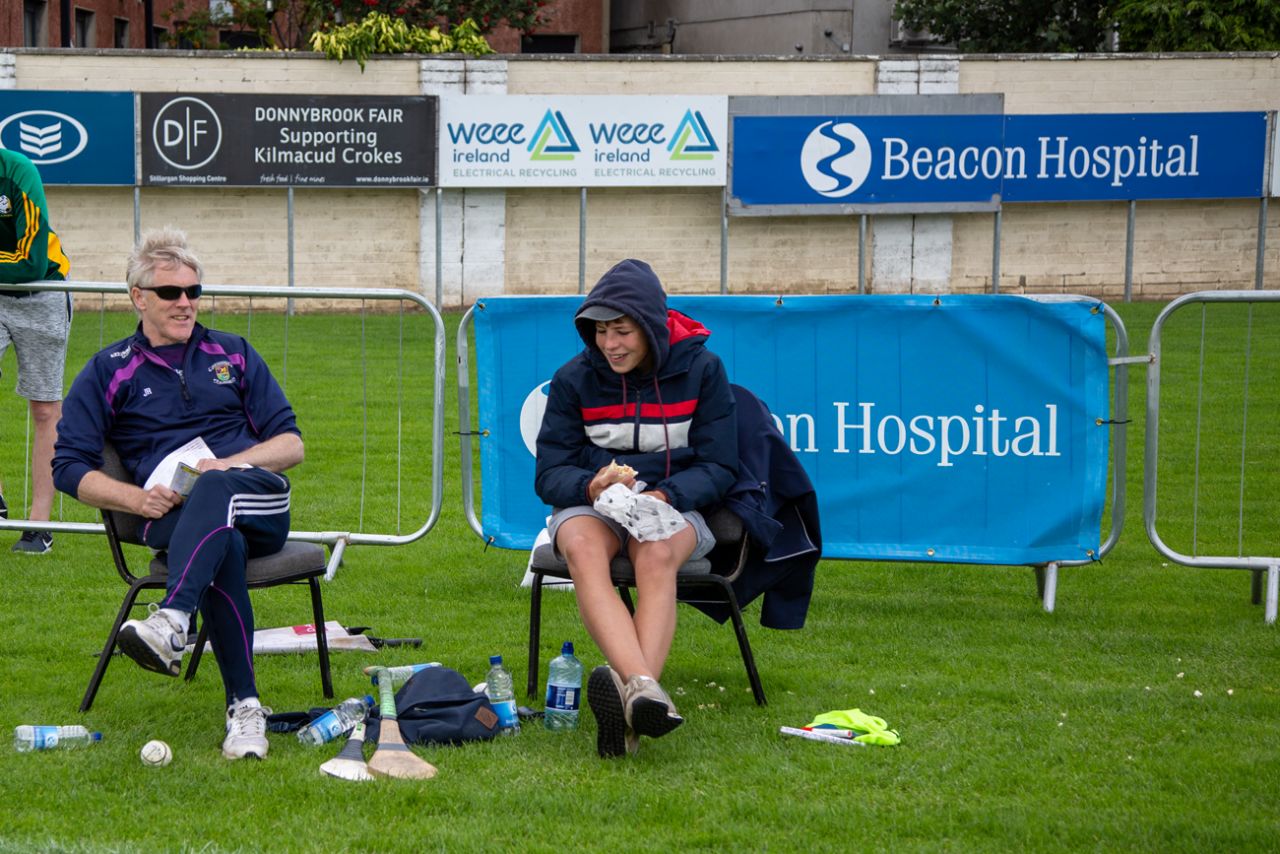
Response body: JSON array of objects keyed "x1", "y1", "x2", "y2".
[{"x1": 438, "y1": 95, "x2": 727, "y2": 187}]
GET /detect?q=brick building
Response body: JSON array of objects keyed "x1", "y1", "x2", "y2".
[{"x1": 2, "y1": 0, "x2": 606, "y2": 52}]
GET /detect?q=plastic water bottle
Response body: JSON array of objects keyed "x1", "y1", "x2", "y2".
[
  {"x1": 14, "y1": 725, "x2": 102, "y2": 752},
  {"x1": 296, "y1": 695, "x2": 374, "y2": 745},
  {"x1": 544, "y1": 641, "x2": 583, "y2": 732},
  {"x1": 485, "y1": 654, "x2": 520, "y2": 734},
  {"x1": 370, "y1": 662, "x2": 442, "y2": 687}
]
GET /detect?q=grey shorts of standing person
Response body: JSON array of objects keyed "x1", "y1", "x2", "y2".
[
  {"x1": 0, "y1": 291, "x2": 72, "y2": 402},
  {"x1": 546, "y1": 504, "x2": 715, "y2": 567}
]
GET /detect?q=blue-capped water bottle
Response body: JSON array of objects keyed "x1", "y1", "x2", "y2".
[
  {"x1": 485, "y1": 654, "x2": 520, "y2": 734},
  {"x1": 14, "y1": 725, "x2": 102, "y2": 752},
  {"x1": 296, "y1": 695, "x2": 374, "y2": 745},
  {"x1": 544, "y1": 641, "x2": 583, "y2": 732}
]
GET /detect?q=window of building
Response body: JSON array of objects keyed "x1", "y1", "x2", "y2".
[
  {"x1": 114, "y1": 17, "x2": 129, "y2": 48},
  {"x1": 152, "y1": 26, "x2": 168, "y2": 49},
  {"x1": 521, "y1": 33, "x2": 580, "y2": 54},
  {"x1": 220, "y1": 29, "x2": 268, "y2": 49},
  {"x1": 74, "y1": 8, "x2": 94, "y2": 48},
  {"x1": 174, "y1": 22, "x2": 194, "y2": 49},
  {"x1": 23, "y1": 1, "x2": 47, "y2": 47}
]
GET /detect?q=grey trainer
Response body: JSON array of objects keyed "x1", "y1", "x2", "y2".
[
  {"x1": 624, "y1": 674, "x2": 684, "y2": 740},
  {"x1": 118, "y1": 605, "x2": 186, "y2": 677}
]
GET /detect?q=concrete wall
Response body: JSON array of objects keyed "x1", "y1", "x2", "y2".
[{"x1": 5, "y1": 49, "x2": 1278, "y2": 304}]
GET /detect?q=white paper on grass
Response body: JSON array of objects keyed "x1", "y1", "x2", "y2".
[
  {"x1": 183, "y1": 620, "x2": 378, "y2": 655},
  {"x1": 593, "y1": 482, "x2": 688, "y2": 542}
]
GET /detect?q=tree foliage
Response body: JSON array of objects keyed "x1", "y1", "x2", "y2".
[
  {"x1": 894, "y1": 0, "x2": 1280, "y2": 52},
  {"x1": 894, "y1": 0, "x2": 1116, "y2": 52},
  {"x1": 168, "y1": 0, "x2": 546, "y2": 52},
  {"x1": 1112, "y1": 0, "x2": 1280, "y2": 51}
]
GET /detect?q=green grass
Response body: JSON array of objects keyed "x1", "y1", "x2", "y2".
[{"x1": 0, "y1": 299, "x2": 1277, "y2": 853}]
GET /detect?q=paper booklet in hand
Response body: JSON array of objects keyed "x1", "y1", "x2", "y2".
[{"x1": 143, "y1": 436, "x2": 214, "y2": 498}]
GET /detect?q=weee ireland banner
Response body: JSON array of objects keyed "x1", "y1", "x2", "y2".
[
  {"x1": 473, "y1": 295, "x2": 1109, "y2": 565},
  {"x1": 439, "y1": 95, "x2": 727, "y2": 187}
]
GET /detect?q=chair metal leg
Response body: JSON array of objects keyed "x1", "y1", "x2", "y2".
[
  {"x1": 81, "y1": 582, "x2": 151, "y2": 713},
  {"x1": 527, "y1": 573, "x2": 545, "y2": 698},
  {"x1": 185, "y1": 619, "x2": 209, "y2": 682},
  {"x1": 308, "y1": 577, "x2": 334, "y2": 699},
  {"x1": 700, "y1": 576, "x2": 767, "y2": 706}
]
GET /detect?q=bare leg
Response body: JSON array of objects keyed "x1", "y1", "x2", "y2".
[
  {"x1": 28, "y1": 400, "x2": 60, "y2": 522},
  {"x1": 628, "y1": 525, "x2": 697, "y2": 681},
  {"x1": 558, "y1": 515, "x2": 652, "y2": 680}
]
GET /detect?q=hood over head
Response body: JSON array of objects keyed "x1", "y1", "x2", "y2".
[{"x1": 575, "y1": 259, "x2": 671, "y2": 372}]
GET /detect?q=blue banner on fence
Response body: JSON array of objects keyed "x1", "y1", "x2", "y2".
[
  {"x1": 0, "y1": 91, "x2": 135, "y2": 185},
  {"x1": 732, "y1": 111, "x2": 1266, "y2": 207},
  {"x1": 474, "y1": 295, "x2": 1109, "y2": 565}
]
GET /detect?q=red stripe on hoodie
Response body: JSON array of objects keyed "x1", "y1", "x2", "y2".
[{"x1": 581, "y1": 399, "x2": 698, "y2": 422}]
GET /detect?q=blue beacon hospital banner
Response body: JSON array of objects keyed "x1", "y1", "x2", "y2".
[
  {"x1": 0, "y1": 91, "x2": 136, "y2": 185},
  {"x1": 732, "y1": 111, "x2": 1266, "y2": 205},
  {"x1": 474, "y1": 295, "x2": 1110, "y2": 565}
]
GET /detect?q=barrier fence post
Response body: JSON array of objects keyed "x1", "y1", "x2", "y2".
[
  {"x1": 720, "y1": 185, "x2": 728, "y2": 294},
  {"x1": 1267, "y1": 564, "x2": 1278, "y2": 625},
  {"x1": 858, "y1": 214, "x2": 867, "y2": 295},
  {"x1": 991, "y1": 209, "x2": 1001, "y2": 294},
  {"x1": 287, "y1": 186, "x2": 296, "y2": 316},
  {"x1": 1124, "y1": 200, "x2": 1136, "y2": 303},
  {"x1": 435, "y1": 187, "x2": 443, "y2": 307},
  {"x1": 579, "y1": 187, "x2": 587, "y2": 294}
]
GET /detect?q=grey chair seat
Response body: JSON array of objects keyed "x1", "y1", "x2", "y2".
[
  {"x1": 148, "y1": 541, "x2": 327, "y2": 584},
  {"x1": 79, "y1": 444, "x2": 333, "y2": 713}
]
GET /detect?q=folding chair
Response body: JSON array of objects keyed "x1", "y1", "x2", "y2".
[
  {"x1": 525, "y1": 505, "x2": 767, "y2": 706},
  {"x1": 79, "y1": 444, "x2": 333, "y2": 712}
]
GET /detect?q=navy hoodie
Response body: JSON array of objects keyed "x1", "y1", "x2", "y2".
[{"x1": 534, "y1": 259, "x2": 737, "y2": 512}]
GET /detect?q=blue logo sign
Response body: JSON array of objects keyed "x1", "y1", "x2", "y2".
[
  {"x1": 0, "y1": 91, "x2": 135, "y2": 185},
  {"x1": 733, "y1": 111, "x2": 1266, "y2": 207},
  {"x1": 527, "y1": 109, "x2": 579, "y2": 160},
  {"x1": 667, "y1": 109, "x2": 718, "y2": 160}
]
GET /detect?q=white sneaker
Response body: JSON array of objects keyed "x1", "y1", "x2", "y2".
[
  {"x1": 118, "y1": 605, "x2": 186, "y2": 677},
  {"x1": 222, "y1": 701, "x2": 272, "y2": 760}
]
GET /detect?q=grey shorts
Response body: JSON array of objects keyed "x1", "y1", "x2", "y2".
[
  {"x1": 0, "y1": 290, "x2": 72, "y2": 402},
  {"x1": 547, "y1": 504, "x2": 715, "y2": 565}
]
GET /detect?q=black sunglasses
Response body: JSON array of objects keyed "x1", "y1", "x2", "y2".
[{"x1": 140, "y1": 284, "x2": 203, "y2": 301}]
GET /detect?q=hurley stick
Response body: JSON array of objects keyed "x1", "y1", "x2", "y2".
[
  {"x1": 365, "y1": 666, "x2": 438, "y2": 780},
  {"x1": 319, "y1": 721, "x2": 375, "y2": 782}
]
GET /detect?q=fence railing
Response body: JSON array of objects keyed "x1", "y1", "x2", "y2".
[
  {"x1": 1145, "y1": 290, "x2": 1280, "y2": 623},
  {"x1": 0, "y1": 280, "x2": 446, "y2": 580}
]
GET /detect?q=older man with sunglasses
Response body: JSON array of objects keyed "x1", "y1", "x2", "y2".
[{"x1": 53, "y1": 226, "x2": 303, "y2": 761}]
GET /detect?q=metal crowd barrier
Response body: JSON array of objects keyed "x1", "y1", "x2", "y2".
[
  {"x1": 1145, "y1": 290, "x2": 1280, "y2": 623},
  {"x1": 456, "y1": 293, "x2": 1132, "y2": 615},
  {"x1": 0, "y1": 280, "x2": 446, "y2": 580}
]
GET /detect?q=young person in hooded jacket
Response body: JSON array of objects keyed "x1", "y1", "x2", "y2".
[{"x1": 534, "y1": 259, "x2": 737, "y2": 758}]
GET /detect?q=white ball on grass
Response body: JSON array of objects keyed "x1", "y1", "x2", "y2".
[{"x1": 140, "y1": 739, "x2": 172, "y2": 767}]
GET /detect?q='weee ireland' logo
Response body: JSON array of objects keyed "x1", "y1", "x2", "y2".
[
  {"x1": 800, "y1": 120, "x2": 872, "y2": 198},
  {"x1": 667, "y1": 110, "x2": 717, "y2": 160},
  {"x1": 527, "y1": 110, "x2": 579, "y2": 161}
]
